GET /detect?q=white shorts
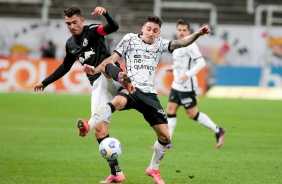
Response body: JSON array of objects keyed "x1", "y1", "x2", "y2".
[{"x1": 91, "y1": 74, "x2": 121, "y2": 123}]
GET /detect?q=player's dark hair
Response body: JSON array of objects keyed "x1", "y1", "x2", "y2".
[
  {"x1": 64, "y1": 7, "x2": 82, "y2": 18},
  {"x1": 176, "y1": 19, "x2": 190, "y2": 31},
  {"x1": 146, "y1": 15, "x2": 163, "y2": 27}
]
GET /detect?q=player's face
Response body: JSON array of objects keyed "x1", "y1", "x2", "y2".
[
  {"x1": 65, "y1": 14, "x2": 85, "y2": 37},
  {"x1": 141, "y1": 22, "x2": 161, "y2": 44},
  {"x1": 176, "y1": 24, "x2": 190, "y2": 39}
]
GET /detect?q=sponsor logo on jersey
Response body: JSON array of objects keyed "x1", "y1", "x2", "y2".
[
  {"x1": 134, "y1": 55, "x2": 142, "y2": 58},
  {"x1": 83, "y1": 38, "x2": 88, "y2": 47},
  {"x1": 143, "y1": 55, "x2": 150, "y2": 59}
]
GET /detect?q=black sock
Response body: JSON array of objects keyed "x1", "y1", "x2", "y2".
[
  {"x1": 193, "y1": 112, "x2": 200, "y2": 121},
  {"x1": 97, "y1": 134, "x2": 110, "y2": 144},
  {"x1": 107, "y1": 159, "x2": 122, "y2": 175},
  {"x1": 105, "y1": 64, "x2": 122, "y2": 82},
  {"x1": 97, "y1": 134, "x2": 122, "y2": 175},
  {"x1": 107, "y1": 102, "x2": 116, "y2": 113}
]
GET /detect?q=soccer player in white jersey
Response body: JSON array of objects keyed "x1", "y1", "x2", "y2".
[
  {"x1": 165, "y1": 19, "x2": 225, "y2": 149},
  {"x1": 77, "y1": 15, "x2": 210, "y2": 184}
]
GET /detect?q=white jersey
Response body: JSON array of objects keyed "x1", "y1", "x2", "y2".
[
  {"x1": 114, "y1": 33, "x2": 171, "y2": 94},
  {"x1": 171, "y1": 42, "x2": 202, "y2": 92}
]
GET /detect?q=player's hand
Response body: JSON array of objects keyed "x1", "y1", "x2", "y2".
[
  {"x1": 196, "y1": 26, "x2": 210, "y2": 36},
  {"x1": 34, "y1": 82, "x2": 46, "y2": 92},
  {"x1": 83, "y1": 64, "x2": 97, "y2": 75},
  {"x1": 91, "y1": 6, "x2": 106, "y2": 16},
  {"x1": 179, "y1": 74, "x2": 189, "y2": 83}
]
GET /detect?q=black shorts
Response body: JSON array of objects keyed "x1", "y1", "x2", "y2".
[
  {"x1": 118, "y1": 88, "x2": 168, "y2": 126},
  {"x1": 168, "y1": 88, "x2": 197, "y2": 109}
]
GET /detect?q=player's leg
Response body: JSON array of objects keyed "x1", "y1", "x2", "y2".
[
  {"x1": 138, "y1": 92, "x2": 169, "y2": 184},
  {"x1": 95, "y1": 123, "x2": 125, "y2": 183},
  {"x1": 87, "y1": 94, "x2": 128, "y2": 130},
  {"x1": 166, "y1": 102, "x2": 179, "y2": 139},
  {"x1": 91, "y1": 75, "x2": 125, "y2": 182},
  {"x1": 76, "y1": 74, "x2": 125, "y2": 182},
  {"x1": 104, "y1": 63, "x2": 135, "y2": 94},
  {"x1": 146, "y1": 124, "x2": 169, "y2": 184},
  {"x1": 166, "y1": 88, "x2": 181, "y2": 139},
  {"x1": 184, "y1": 92, "x2": 225, "y2": 148},
  {"x1": 77, "y1": 74, "x2": 122, "y2": 136}
]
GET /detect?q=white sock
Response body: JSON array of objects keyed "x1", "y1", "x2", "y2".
[
  {"x1": 168, "y1": 117, "x2": 177, "y2": 139},
  {"x1": 150, "y1": 140, "x2": 167, "y2": 170},
  {"x1": 197, "y1": 112, "x2": 219, "y2": 133},
  {"x1": 88, "y1": 104, "x2": 112, "y2": 129}
]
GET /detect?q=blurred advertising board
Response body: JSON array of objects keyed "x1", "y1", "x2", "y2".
[
  {"x1": 206, "y1": 66, "x2": 282, "y2": 100},
  {"x1": 0, "y1": 58, "x2": 207, "y2": 95}
]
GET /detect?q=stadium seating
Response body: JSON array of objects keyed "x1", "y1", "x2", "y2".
[{"x1": 0, "y1": 0, "x2": 281, "y2": 34}]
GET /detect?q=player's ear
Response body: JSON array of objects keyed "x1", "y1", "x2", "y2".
[
  {"x1": 81, "y1": 17, "x2": 85, "y2": 23},
  {"x1": 141, "y1": 25, "x2": 145, "y2": 33}
]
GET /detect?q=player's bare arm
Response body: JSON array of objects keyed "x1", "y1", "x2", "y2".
[
  {"x1": 170, "y1": 26, "x2": 210, "y2": 51},
  {"x1": 83, "y1": 52, "x2": 120, "y2": 75}
]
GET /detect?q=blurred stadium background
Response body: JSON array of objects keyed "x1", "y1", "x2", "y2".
[{"x1": 1, "y1": 0, "x2": 282, "y2": 98}]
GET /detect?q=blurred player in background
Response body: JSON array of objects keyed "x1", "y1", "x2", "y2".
[
  {"x1": 34, "y1": 6, "x2": 126, "y2": 183},
  {"x1": 166, "y1": 19, "x2": 225, "y2": 148},
  {"x1": 77, "y1": 15, "x2": 210, "y2": 184}
]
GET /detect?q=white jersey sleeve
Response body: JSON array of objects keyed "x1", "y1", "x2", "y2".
[
  {"x1": 114, "y1": 34, "x2": 171, "y2": 94},
  {"x1": 171, "y1": 42, "x2": 205, "y2": 92}
]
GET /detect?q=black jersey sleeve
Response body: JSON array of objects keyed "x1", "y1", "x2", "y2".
[
  {"x1": 101, "y1": 12, "x2": 119, "y2": 34},
  {"x1": 42, "y1": 54, "x2": 76, "y2": 87}
]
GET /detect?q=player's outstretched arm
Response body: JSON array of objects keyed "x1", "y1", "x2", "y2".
[
  {"x1": 91, "y1": 6, "x2": 119, "y2": 35},
  {"x1": 170, "y1": 25, "x2": 210, "y2": 51}
]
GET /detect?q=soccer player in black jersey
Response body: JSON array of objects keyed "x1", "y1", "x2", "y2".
[{"x1": 34, "y1": 6, "x2": 126, "y2": 183}]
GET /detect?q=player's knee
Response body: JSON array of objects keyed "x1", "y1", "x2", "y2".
[
  {"x1": 186, "y1": 110, "x2": 197, "y2": 119},
  {"x1": 94, "y1": 122, "x2": 109, "y2": 138},
  {"x1": 158, "y1": 135, "x2": 170, "y2": 144},
  {"x1": 192, "y1": 112, "x2": 200, "y2": 121},
  {"x1": 111, "y1": 96, "x2": 126, "y2": 110},
  {"x1": 158, "y1": 133, "x2": 170, "y2": 143},
  {"x1": 166, "y1": 107, "x2": 176, "y2": 115}
]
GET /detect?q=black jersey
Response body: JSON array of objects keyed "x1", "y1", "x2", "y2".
[
  {"x1": 65, "y1": 24, "x2": 110, "y2": 83},
  {"x1": 42, "y1": 12, "x2": 119, "y2": 87}
]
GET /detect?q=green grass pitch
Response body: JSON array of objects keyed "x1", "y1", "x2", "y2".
[{"x1": 0, "y1": 92, "x2": 281, "y2": 184}]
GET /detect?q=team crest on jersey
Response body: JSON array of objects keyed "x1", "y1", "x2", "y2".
[
  {"x1": 83, "y1": 38, "x2": 88, "y2": 47},
  {"x1": 152, "y1": 42, "x2": 159, "y2": 50},
  {"x1": 78, "y1": 48, "x2": 95, "y2": 64}
]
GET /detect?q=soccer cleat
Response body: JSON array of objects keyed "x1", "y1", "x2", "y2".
[
  {"x1": 99, "y1": 173, "x2": 126, "y2": 183},
  {"x1": 118, "y1": 72, "x2": 135, "y2": 94},
  {"x1": 146, "y1": 166, "x2": 165, "y2": 184},
  {"x1": 76, "y1": 118, "x2": 90, "y2": 137},
  {"x1": 215, "y1": 127, "x2": 225, "y2": 148},
  {"x1": 166, "y1": 143, "x2": 172, "y2": 149}
]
